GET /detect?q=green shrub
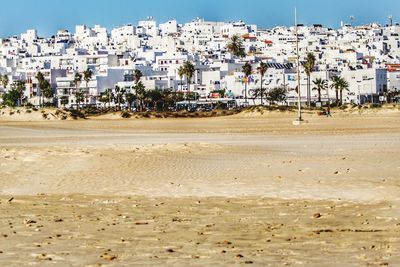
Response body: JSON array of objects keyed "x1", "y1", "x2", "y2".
[
  {"x1": 370, "y1": 104, "x2": 381, "y2": 109},
  {"x1": 121, "y1": 111, "x2": 132, "y2": 118}
]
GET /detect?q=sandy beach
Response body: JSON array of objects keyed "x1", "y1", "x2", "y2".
[{"x1": 0, "y1": 110, "x2": 400, "y2": 266}]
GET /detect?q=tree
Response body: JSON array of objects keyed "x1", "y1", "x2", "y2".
[
  {"x1": 114, "y1": 85, "x2": 125, "y2": 110},
  {"x1": 83, "y1": 69, "x2": 93, "y2": 105},
  {"x1": 1, "y1": 74, "x2": 9, "y2": 89},
  {"x1": 133, "y1": 69, "x2": 143, "y2": 111},
  {"x1": 3, "y1": 89, "x2": 20, "y2": 107},
  {"x1": 36, "y1": 72, "x2": 46, "y2": 107},
  {"x1": 331, "y1": 76, "x2": 349, "y2": 106},
  {"x1": 183, "y1": 61, "x2": 195, "y2": 105},
  {"x1": 2, "y1": 85, "x2": 23, "y2": 107},
  {"x1": 145, "y1": 89, "x2": 163, "y2": 111},
  {"x1": 161, "y1": 89, "x2": 175, "y2": 111},
  {"x1": 125, "y1": 92, "x2": 136, "y2": 111},
  {"x1": 242, "y1": 62, "x2": 253, "y2": 105},
  {"x1": 226, "y1": 35, "x2": 246, "y2": 58},
  {"x1": 177, "y1": 66, "x2": 185, "y2": 105},
  {"x1": 266, "y1": 87, "x2": 287, "y2": 105},
  {"x1": 178, "y1": 66, "x2": 185, "y2": 91},
  {"x1": 74, "y1": 72, "x2": 83, "y2": 109},
  {"x1": 41, "y1": 80, "x2": 54, "y2": 99},
  {"x1": 36, "y1": 72, "x2": 45, "y2": 85},
  {"x1": 100, "y1": 89, "x2": 114, "y2": 108},
  {"x1": 8, "y1": 81, "x2": 25, "y2": 106},
  {"x1": 134, "y1": 69, "x2": 143, "y2": 84},
  {"x1": 252, "y1": 88, "x2": 268, "y2": 105},
  {"x1": 105, "y1": 88, "x2": 114, "y2": 108},
  {"x1": 135, "y1": 81, "x2": 146, "y2": 111},
  {"x1": 330, "y1": 76, "x2": 340, "y2": 105},
  {"x1": 36, "y1": 72, "x2": 53, "y2": 101},
  {"x1": 312, "y1": 78, "x2": 327, "y2": 103},
  {"x1": 304, "y1": 53, "x2": 316, "y2": 107},
  {"x1": 75, "y1": 91, "x2": 85, "y2": 108},
  {"x1": 60, "y1": 96, "x2": 69, "y2": 107},
  {"x1": 257, "y1": 62, "x2": 268, "y2": 105},
  {"x1": 338, "y1": 78, "x2": 349, "y2": 105}
]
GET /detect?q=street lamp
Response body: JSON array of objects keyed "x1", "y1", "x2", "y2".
[
  {"x1": 294, "y1": 7, "x2": 303, "y2": 124},
  {"x1": 356, "y1": 80, "x2": 361, "y2": 105}
]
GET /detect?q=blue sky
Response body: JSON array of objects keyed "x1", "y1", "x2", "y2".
[{"x1": 0, "y1": 0, "x2": 399, "y2": 37}]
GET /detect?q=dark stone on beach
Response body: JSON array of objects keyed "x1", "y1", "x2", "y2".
[{"x1": 313, "y1": 213, "x2": 322, "y2": 219}]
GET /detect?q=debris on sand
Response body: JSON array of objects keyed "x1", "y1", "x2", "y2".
[
  {"x1": 313, "y1": 213, "x2": 322, "y2": 219},
  {"x1": 36, "y1": 253, "x2": 52, "y2": 261},
  {"x1": 23, "y1": 219, "x2": 37, "y2": 225},
  {"x1": 101, "y1": 253, "x2": 118, "y2": 261}
]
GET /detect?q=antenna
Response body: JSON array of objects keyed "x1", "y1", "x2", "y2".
[
  {"x1": 349, "y1": 15, "x2": 355, "y2": 27},
  {"x1": 295, "y1": 7, "x2": 302, "y2": 123}
]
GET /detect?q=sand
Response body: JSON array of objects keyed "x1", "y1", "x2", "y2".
[{"x1": 0, "y1": 111, "x2": 400, "y2": 266}]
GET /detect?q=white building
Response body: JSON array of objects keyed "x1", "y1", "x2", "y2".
[{"x1": 0, "y1": 18, "x2": 399, "y2": 108}]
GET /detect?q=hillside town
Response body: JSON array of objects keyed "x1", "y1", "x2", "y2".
[{"x1": 1, "y1": 17, "x2": 400, "y2": 110}]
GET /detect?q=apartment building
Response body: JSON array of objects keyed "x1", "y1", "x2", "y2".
[{"x1": 1, "y1": 18, "x2": 399, "y2": 107}]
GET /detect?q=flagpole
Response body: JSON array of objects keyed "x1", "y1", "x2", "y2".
[{"x1": 295, "y1": 7, "x2": 303, "y2": 122}]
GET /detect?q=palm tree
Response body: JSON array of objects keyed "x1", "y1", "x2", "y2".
[
  {"x1": 183, "y1": 61, "x2": 195, "y2": 106},
  {"x1": 99, "y1": 92, "x2": 108, "y2": 108},
  {"x1": 242, "y1": 62, "x2": 253, "y2": 105},
  {"x1": 161, "y1": 89, "x2": 174, "y2": 111},
  {"x1": 83, "y1": 69, "x2": 93, "y2": 105},
  {"x1": 41, "y1": 80, "x2": 53, "y2": 99},
  {"x1": 135, "y1": 81, "x2": 146, "y2": 111},
  {"x1": 134, "y1": 69, "x2": 143, "y2": 111},
  {"x1": 312, "y1": 78, "x2": 327, "y2": 103},
  {"x1": 146, "y1": 89, "x2": 163, "y2": 111},
  {"x1": 338, "y1": 78, "x2": 349, "y2": 105},
  {"x1": 74, "y1": 72, "x2": 83, "y2": 110},
  {"x1": 178, "y1": 66, "x2": 185, "y2": 91},
  {"x1": 304, "y1": 53, "x2": 316, "y2": 107},
  {"x1": 36, "y1": 72, "x2": 53, "y2": 103},
  {"x1": 125, "y1": 92, "x2": 136, "y2": 111},
  {"x1": 36, "y1": 72, "x2": 45, "y2": 83},
  {"x1": 36, "y1": 72, "x2": 45, "y2": 107},
  {"x1": 177, "y1": 66, "x2": 185, "y2": 106},
  {"x1": 174, "y1": 66, "x2": 185, "y2": 106},
  {"x1": 114, "y1": 85, "x2": 126, "y2": 110},
  {"x1": 330, "y1": 76, "x2": 341, "y2": 106},
  {"x1": 257, "y1": 62, "x2": 268, "y2": 105},
  {"x1": 226, "y1": 35, "x2": 246, "y2": 58},
  {"x1": 104, "y1": 88, "x2": 114, "y2": 108}
]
